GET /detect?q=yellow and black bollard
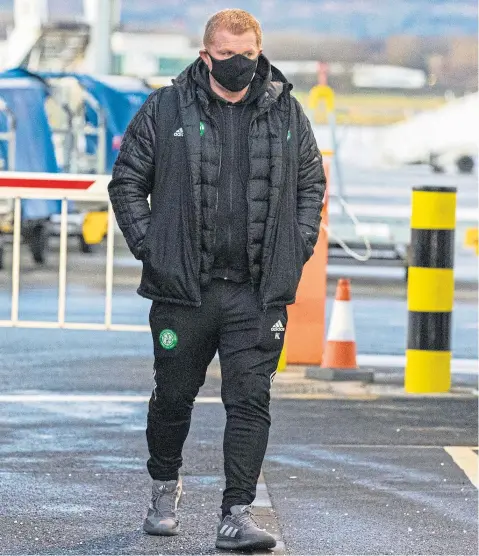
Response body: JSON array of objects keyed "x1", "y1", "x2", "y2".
[{"x1": 405, "y1": 186, "x2": 457, "y2": 393}]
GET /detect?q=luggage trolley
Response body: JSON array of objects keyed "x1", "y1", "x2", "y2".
[
  {"x1": 43, "y1": 73, "x2": 109, "y2": 252},
  {"x1": 42, "y1": 72, "x2": 151, "y2": 253},
  {"x1": 0, "y1": 68, "x2": 75, "y2": 269}
]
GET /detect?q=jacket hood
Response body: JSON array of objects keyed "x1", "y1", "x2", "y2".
[{"x1": 173, "y1": 54, "x2": 292, "y2": 108}]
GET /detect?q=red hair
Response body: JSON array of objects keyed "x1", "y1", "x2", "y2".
[{"x1": 203, "y1": 9, "x2": 262, "y2": 48}]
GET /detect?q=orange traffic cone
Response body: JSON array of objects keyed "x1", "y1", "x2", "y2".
[
  {"x1": 321, "y1": 278, "x2": 357, "y2": 369},
  {"x1": 306, "y1": 278, "x2": 373, "y2": 382}
]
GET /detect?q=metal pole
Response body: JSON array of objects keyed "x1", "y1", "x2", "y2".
[
  {"x1": 10, "y1": 197, "x2": 22, "y2": 325},
  {"x1": 83, "y1": 0, "x2": 113, "y2": 74},
  {"x1": 405, "y1": 185, "x2": 457, "y2": 393},
  {"x1": 308, "y1": 84, "x2": 345, "y2": 210},
  {"x1": 104, "y1": 202, "x2": 115, "y2": 329},
  {"x1": 97, "y1": 109, "x2": 107, "y2": 174},
  {"x1": 327, "y1": 109, "x2": 345, "y2": 205},
  {"x1": 57, "y1": 198, "x2": 69, "y2": 326},
  {"x1": 6, "y1": 109, "x2": 16, "y2": 171}
]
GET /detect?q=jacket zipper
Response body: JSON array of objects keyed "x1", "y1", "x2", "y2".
[
  {"x1": 226, "y1": 105, "x2": 234, "y2": 280},
  {"x1": 246, "y1": 108, "x2": 260, "y2": 293},
  {"x1": 210, "y1": 102, "x2": 223, "y2": 260},
  {"x1": 234, "y1": 104, "x2": 255, "y2": 293}
]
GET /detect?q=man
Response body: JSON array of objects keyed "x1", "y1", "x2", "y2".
[{"x1": 108, "y1": 8, "x2": 325, "y2": 551}]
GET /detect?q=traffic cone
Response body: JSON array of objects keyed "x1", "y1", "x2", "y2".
[
  {"x1": 306, "y1": 278, "x2": 373, "y2": 382},
  {"x1": 321, "y1": 278, "x2": 357, "y2": 369}
]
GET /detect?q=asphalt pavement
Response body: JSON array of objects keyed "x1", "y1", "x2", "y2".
[
  {"x1": 0, "y1": 343, "x2": 477, "y2": 556},
  {"x1": 1, "y1": 161, "x2": 478, "y2": 554}
]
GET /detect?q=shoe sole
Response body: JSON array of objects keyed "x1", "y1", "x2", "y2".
[
  {"x1": 215, "y1": 538, "x2": 276, "y2": 550},
  {"x1": 143, "y1": 522, "x2": 180, "y2": 536}
]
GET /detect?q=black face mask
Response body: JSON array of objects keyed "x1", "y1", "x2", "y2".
[{"x1": 207, "y1": 53, "x2": 258, "y2": 92}]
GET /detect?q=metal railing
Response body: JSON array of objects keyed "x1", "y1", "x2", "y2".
[{"x1": 0, "y1": 173, "x2": 148, "y2": 332}]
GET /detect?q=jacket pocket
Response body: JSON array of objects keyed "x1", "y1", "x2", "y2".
[
  {"x1": 262, "y1": 215, "x2": 308, "y2": 306},
  {"x1": 294, "y1": 220, "x2": 313, "y2": 265},
  {"x1": 138, "y1": 222, "x2": 153, "y2": 261},
  {"x1": 139, "y1": 186, "x2": 199, "y2": 303},
  {"x1": 143, "y1": 223, "x2": 197, "y2": 299}
]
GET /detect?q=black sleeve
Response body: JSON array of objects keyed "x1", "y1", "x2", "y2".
[
  {"x1": 108, "y1": 90, "x2": 160, "y2": 260},
  {"x1": 294, "y1": 97, "x2": 327, "y2": 259}
]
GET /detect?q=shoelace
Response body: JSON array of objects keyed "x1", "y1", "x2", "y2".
[
  {"x1": 152, "y1": 484, "x2": 176, "y2": 518},
  {"x1": 234, "y1": 506, "x2": 261, "y2": 529}
]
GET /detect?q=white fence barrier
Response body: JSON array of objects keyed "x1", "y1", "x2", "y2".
[{"x1": 0, "y1": 171, "x2": 149, "y2": 332}]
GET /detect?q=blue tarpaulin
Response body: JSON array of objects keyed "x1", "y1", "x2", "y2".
[
  {"x1": 0, "y1": 68, "x2": 61, "y2": 219},
  {"x1": 0, "y1": 69, "x2": 151, "y2": 220},
  {"x1": 76, "y1": 74, "x2": 151, "y2": 172},
  {"x1": 0, "y1": 68, "x2": 58, "y2": 173},
  {"x1": 40, "y1": 72, "x2": 152, "y2": 173}
]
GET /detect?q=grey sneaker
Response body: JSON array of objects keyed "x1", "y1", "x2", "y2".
[
  {"x1": 216, "y1": 504, "x2": 276, "y2": 550},
  {"x1": 143, "y1": 477, "x2": 183, "y2": 536}
]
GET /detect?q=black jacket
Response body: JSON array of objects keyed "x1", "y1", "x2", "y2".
[
  {"x1": 108, "y1": 57, "x2": 326, "y2": 309},
  {"x1": 192, "y1": 57, "x2": 269, "y2": 283}
]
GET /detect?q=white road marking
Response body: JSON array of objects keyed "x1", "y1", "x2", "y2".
[
  {"x1": 0, "y1": 394, "x2": 223, "y2": 403},
  {"x1": 444, "y1": 446, "x2": 478, "y2": 488},
  {"x1": 0, "y1": 393, "x2": 380, "y2": 403}
]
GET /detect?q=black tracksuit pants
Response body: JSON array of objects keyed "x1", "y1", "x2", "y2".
[{"x1": 146, "y1": 278, "x2": 287, "y2": 516}]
